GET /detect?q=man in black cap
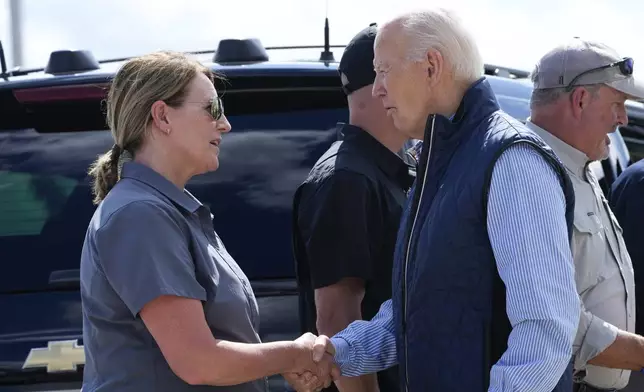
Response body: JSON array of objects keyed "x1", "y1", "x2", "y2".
[{"x1": 291, "y1": 24, "x2": 413, "y2": 392}]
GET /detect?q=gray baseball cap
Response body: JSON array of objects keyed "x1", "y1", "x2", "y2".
[{"x1": 532, "y1": 38, "x2": 644, "y2": 100}]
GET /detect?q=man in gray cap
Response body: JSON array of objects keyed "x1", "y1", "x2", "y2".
[{"x1": 527, "y1": 38, "x2": 644, "y2": 392}]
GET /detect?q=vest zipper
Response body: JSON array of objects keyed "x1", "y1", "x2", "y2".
[{"x1": 403, "y1": 115, "x2": 436, "y2": 391}]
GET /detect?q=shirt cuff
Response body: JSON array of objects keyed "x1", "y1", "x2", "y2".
[
  {"x1": 575, "y1": 314, "x2": 619, "y2": 367},
  {"x1": 331, "y1": 336, "x2": 351, "y2": 376}
]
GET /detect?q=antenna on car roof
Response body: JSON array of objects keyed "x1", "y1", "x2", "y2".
[{"x1": 318, "y1": 0, "x2": 334, "y2": 62}]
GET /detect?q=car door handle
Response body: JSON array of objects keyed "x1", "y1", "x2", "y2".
[{"x1": 49, "y1": 269, "x2": 80, "y2": 289}]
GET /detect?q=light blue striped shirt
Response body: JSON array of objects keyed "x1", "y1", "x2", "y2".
[{"x1": 331, "y1": 143, "x2": 580, "y2": 392}]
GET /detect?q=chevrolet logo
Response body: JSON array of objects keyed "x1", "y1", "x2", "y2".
[{"x1": 23, "y1": 340, "x2": 85, "y2": 373}]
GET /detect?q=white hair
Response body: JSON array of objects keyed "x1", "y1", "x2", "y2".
[{"x1": 387, "y1": 8, "x2": 484, "y2": 83}]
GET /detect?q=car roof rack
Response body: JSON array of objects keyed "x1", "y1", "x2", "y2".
[
  {"x1": 1, "y1": 17, "x2": 529, "y2": 81},
  {"x1": 2, "y1": 17, "x2": 343, "y2": 78}
]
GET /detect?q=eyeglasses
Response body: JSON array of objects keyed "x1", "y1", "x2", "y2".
[
  {"x1": 207, "y1": 96, "x2": 224, "y2": 120},
  {"x1": 184, "y1": 96, "x2": 224, "y2": 120},
  {"x1": 566, "y1": 57, "x2": 634, "y2": 91}
]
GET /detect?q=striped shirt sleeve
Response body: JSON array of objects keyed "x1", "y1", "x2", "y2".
[
  {"x1": 487, "y1": 143, "x2": 580, "y2": 392},
  {"x1": 330, "y1": 299, "x2": 397, "y2": 376}
]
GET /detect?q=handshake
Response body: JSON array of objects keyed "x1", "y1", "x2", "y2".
[{"x1": 283, "y1": 332, "x2": 341, "y2": 392}]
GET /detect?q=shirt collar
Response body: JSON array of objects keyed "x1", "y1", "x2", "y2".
[
  {"x1": 408, "y1": 139, "x2": 423, "y2": 163},
  {"x1": 411, "y1": 78, "x2": 500, "y2": 158},
  {"x1": 121, "y1": 161, "x2": 202, "y2": 213},
  {"x1": 525, "y1": 119, "x2": 590, "y2": 179},
  {"x1": 450, "y1": 77, "x2": 500, "y2": 127},
  {"x1": 337, "y1": 123, "x2": 415, "y2": 189}
]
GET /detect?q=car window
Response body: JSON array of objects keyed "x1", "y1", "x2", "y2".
[
  {"x1": 0, "y1": 169, "x2": 77, "y2": 237},
  {"x1": 0, "y1": 79, "x2": 347, "y2": 293}
]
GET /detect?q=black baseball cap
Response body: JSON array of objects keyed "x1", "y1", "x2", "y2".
[{"x1": 339, "y1": 23, "x2": 378, "y2": 95}]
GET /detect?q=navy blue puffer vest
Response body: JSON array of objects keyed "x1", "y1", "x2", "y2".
[{"x1": 391, "y1": 78, "x2": 575, "y2": 391}]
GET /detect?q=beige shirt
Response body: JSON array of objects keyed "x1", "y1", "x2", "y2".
[{"x1": 527, "y1": 121, "x2": 636, "y2": 390}]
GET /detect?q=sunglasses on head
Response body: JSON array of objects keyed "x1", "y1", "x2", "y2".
[{"x1": 566, "y1": 57, "x2": 634, "y2": 91}]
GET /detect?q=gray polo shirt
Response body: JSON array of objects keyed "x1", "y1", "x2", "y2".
[{"x1": 79, "y1": 162, "x2": 267, "y2": 392}]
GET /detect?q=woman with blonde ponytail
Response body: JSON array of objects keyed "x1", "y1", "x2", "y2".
[
  {"x1": 80, "y1": 51, "x2": 338, "y2": 392},
  {"x1": 88, "y1": 144, "x2": 131, "y2": 204}
]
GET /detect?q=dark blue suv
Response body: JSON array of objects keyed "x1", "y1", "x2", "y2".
[{"x1": 0, "y1": 39, "x2": 638, "y2": 391}]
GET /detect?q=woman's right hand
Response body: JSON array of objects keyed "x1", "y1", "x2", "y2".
[{"x1": 285, "y1": 333, "x2": 340, "y2": 391}]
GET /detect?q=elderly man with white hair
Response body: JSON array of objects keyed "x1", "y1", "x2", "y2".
[{"x1": 304, "y1": 8, "x2": 583, "y2": 392}]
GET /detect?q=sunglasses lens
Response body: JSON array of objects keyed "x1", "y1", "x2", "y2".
[
  {"x1": 622, "y1": 58, "x2": 634, "y2": 75},
  {"x1": 211, "y1": 98, "x2": 223, "y2": 120}
]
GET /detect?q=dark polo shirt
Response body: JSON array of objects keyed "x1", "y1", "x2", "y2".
[
  {"x1": 610, "y1": 158, "x2": 644, "y2": 336},
  {"x1": 292, "y1": 124, "x2": 415, "y2": 392},
  {"x1": 80, "y1": 162, "x2": 267, "y2": 392}
]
